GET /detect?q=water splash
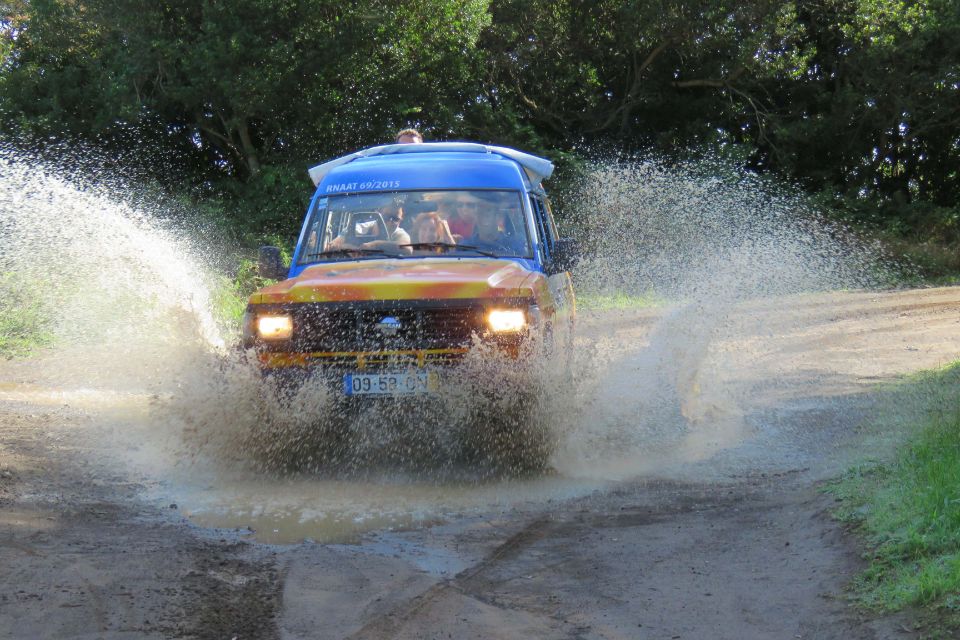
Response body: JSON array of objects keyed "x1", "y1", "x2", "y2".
[
  {"x1": 0, "y1": 146, "x2": 225, "y2": 389},
  {"x1": 153, "y1": 153, "x2": 895, "y2": 535},
  {"x1": 0, "y1": 145, "x2": 897, "y2": 542},
  {"x1": 168, "y1": 331, "x2": 589, "y2": 480},
  {"x1": 573, "y1": 155, "x2": 884, "y2": 300},
  {"x1": 552, "y1": 155, "x2": 891, "y2": 479}
]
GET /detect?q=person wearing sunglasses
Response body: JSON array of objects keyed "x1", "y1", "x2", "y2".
[
  {"x1": 358, "y1": 202, "x2": 412, "y2": 253},
  {"x1": 436, "y1": 196, "x2": 480, "y2": 240}
]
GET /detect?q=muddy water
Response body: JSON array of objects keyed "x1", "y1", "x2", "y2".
[
  {"x1": 0, "y1": 303, "x2": 812, "y2": 545},
  {"x1": 0, "y1": 376, "x2": 617, "y2": 544},
  {"x1": 0, "y1": 148, "x2": 895, "y2": 545}
]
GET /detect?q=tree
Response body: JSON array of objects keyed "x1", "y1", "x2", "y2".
[
  {"x1": 3, "y1": 0, "x2": 959, "y2": 249},
  {"x1": 1, "y1": 0, "x2": 491, "y2": 234}
]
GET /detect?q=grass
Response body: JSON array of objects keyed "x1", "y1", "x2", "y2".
[
  {"x1": 0, "y1": 273, "x2": 54, "y2": 359},
  {"x1": 0, "y1": 258, "x2": 266, "y2": 358},
  {"x1": 574, "y1": 289, "x2": 664, "y2": 311},
  {"x1": 883, "y1": 236, "x2": 960, "y2": 285},
  {"x1": 209, "y1": 258, "x2": 279, "y2": 334},
  {"x1": 827, "y1": 361, "x2": 960, "y2": 632}
]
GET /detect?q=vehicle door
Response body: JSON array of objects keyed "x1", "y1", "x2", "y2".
[{"x1": 530, "y1": 195, "x2": 575, "y2": 329}]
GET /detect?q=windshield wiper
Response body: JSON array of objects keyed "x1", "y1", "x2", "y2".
[
  {"x1": 445, "y1": 243, "x2": 501, "y2": 258},
  {"x1": 401, "y1": 242, "x2": 500, "y2": 259},
  {"x1": 400, "y1": 242, "x2": 458, "y2": 252},
  {"x1": 313, "y1": 248, "x2": 389, "y2": 259}
]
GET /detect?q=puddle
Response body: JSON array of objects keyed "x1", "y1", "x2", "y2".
[
  {"x1": 0, "y1": 383, "x2": 153, "y2": 410},
  {"x1": 156, "y1": 470, "x2": 602, "y2": 545}
]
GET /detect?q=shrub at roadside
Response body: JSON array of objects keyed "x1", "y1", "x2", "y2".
[
  {"x1": 0, "y1": 273, "x2": 53, "y2": 359},
  {"x1": 210, "y1": 248, "x2": 288, "y2": 336},
  {"x1": 830, "y1": 362, "x2": 960, "y2": 631}
]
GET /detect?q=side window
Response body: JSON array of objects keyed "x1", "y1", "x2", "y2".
[
  {"x1": 542, "y1": 199, "x2": 560, "y2": 242},
  {"x1": 299, "y1": 197, "x2": 328, "y2": 263},
  {"x1": 529, "y1": 196, "x2": 554, "y2": 259}
]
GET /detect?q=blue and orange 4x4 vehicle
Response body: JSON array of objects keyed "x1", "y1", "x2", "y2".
[{"x1": 243, "y1": 142, "x2": 578, "y2": 397}]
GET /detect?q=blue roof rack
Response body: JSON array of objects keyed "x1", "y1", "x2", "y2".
[{"x1": 308, "y1": 142, "x2": 554, "y2": 188}]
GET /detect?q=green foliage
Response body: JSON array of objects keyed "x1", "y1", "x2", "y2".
[
  {"x1": 575, "y1": 290, "x2": 663, "y2": 311},
  {"x1": 0, "y1": 272, "x2": 53, "y2": 358},
  {"x1": 1, "y1": 0, "x2": 491, "y2": 240},
  {"x1": 1, "y1": 0, "x2": 959, "y2": 265},
  {"x1": 828, "y1": 362, "x2": 960, "y2": 630},
  {"x1": 210, "y1": 234, "x2": 297, "y2": 332},
  {"x1": 209, "y1": 253, "x2": 289, "y2": 334},
  {"x1": 210, "y1": 259, "x2": 259, "y2": 332}
]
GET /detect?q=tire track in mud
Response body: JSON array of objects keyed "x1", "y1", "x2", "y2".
[
  {"x1": 340, "y1": 477, "x2": 868, "y2": 640},
  {"x1": 345, "y1": 515, "x2": 553, "y2": 639},
  {"x1": 180, "y1": 543, "x2": 286, "y2": 640},
  {"x1": 343, "y1": 487, "x2": 743, "y2": 640}
]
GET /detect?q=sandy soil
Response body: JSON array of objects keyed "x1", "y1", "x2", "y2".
[{"x1": 1, "y1": 286, "x2": 959, "y2": 639}]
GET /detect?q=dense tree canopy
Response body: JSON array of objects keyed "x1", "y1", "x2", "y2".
[{"x1": 2, "y1": 0, "x2": 958, "y2": 253}]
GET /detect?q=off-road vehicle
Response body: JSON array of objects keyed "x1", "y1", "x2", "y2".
[{"x1": 243, "y1": 142, "x2": 577, "y2": 397}]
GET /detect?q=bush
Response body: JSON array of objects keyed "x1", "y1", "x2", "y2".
[{"x1": 0, "y1": 273, "x2": 54, "y2": 358}]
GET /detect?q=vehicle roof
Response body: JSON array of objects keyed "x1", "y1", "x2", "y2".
[{"x1": 308, "y1": 142, "x2": 553, "y2": 193}]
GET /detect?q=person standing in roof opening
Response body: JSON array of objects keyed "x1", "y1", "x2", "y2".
[{"x1": 396, "y1": 128, "x2": 423, "y2": 144}]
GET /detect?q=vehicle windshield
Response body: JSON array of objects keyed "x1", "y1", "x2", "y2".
[{"x1": 297, "y1": 190, "x2": 532, "y2": 264}]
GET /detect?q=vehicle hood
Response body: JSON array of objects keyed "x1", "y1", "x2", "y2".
[{"x1": 251, "y1": 259, "x2": 538, "y2": 304}]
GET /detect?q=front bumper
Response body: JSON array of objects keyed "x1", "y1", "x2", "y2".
[
  {"x1": 257, "y1": 347, "x2": 468, "y2": 371},
  {"x1": 247, "y1": 297, "x2": 539, "y2": 382}
]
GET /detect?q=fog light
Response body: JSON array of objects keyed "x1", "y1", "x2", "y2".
[
  {"x1": 257, "y1": 315, "x2": 293, "y2": 340},
  {"x1": 487, "y1": 309, "x2": 526, "y2": 333}
]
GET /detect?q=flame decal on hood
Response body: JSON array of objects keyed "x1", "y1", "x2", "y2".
[{"x1": 251, "y1": 258, "x2": 540, "y2": 304}]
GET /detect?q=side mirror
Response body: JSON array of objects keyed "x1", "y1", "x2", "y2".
[
  {"x1": 258, "y1": 246, "x2": 287, "y2": 280},
  {"x1": 549, "y1": 238, "x2": 580, "y2": 274}
]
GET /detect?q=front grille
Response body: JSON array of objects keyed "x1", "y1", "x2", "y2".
[{"x1": 288, "y1": 302, "x2": 488, "y2": 353}]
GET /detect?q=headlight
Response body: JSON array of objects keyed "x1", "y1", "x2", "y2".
[
  {"x1": 487, "y1": 309, "x2": 527, "y2": 333},
  {"x1": 256, "y1": 314, "x2": 293, "y2": 340}
]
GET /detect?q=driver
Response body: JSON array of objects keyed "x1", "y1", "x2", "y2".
[{"x1": 462, "y1": 209, "x2": 519, "y2": 253}]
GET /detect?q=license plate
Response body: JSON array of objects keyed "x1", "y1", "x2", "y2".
[{"x1": 343, "y1": 372, "x2": 439, "y2": 396}]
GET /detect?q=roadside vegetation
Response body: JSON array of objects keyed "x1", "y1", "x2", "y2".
[
  {"x1": 573, "y1": 291, "x2": 663, "y2": 312},
  {"x1": 829, "y1": 362, "x2": 960, "y2": 633},
  {"x1": 210, "y1": 259, "x2": 267, "y2": 334},
  {"x1": 0, "y1": 273, "x2": 53, "y2": 359},
  {"x1": 2, "y1": 1, "x2": 959, "y2": 278}
]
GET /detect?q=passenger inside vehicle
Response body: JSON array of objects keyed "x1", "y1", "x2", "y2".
[
  {"x1": 326, "y1": 201, "x2": 412, "y2": 253},
  {"x1": 298, "y1": 189, "x2": 533, "y2": 264},
  {"x1": 357, "y1": 201, "x2": 412, "y2": 253},
  {"x1": 435, "y1": 195, "x2": 478, "y2": 240},
  {"x1": 463, "y1": 210, "x2": 515, "y2": 253},
  {"x1": 411, "y1": 211, "x2": 456, "y2": 245}
]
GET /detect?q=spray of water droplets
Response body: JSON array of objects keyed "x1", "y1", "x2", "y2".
[
  {"x1": 0, "y1": 145, "x2": 893, "y2": 486},
  {"x1": 551, "y1": 154, "x2": 892, "y2": 479},
  {"x1": 0, "y1": 145, "x2": 226, "y2": 391}
]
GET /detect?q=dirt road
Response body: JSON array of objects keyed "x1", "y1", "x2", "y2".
[{"x1": 1, "y1": 286, "x2": 958, "y2": 639}]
